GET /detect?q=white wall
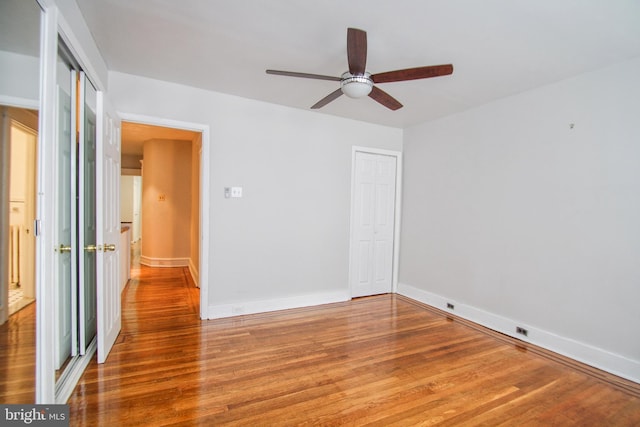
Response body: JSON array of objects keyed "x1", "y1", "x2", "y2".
[
  {"x1": 108, "y1": 71, "x2": 403, "y2": 315},
  {"x1": 0, "y1": 50, "x2": 40, "y2": 105},
  {"x1": 54, "y1": 0, "x2": 109, "y2": 90},
  {"x1": 120, "y1": 176, "x2": 134, "y2": 222},
  {"x1": 400, "y1": 57, "x2": 640, "y2": 382}
]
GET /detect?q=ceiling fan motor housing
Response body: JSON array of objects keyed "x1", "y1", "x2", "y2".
[{"x1": 340, "y1": 72, "x2": 373, "y2": 98}]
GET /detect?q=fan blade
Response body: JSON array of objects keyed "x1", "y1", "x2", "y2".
[
  {"x1": 266, "y1": 69, "x2": 341, "y2": 82},
  {"x1": 311, "y1": 88, "x2": 343, "y2": 109},
  {"x1": 347, "y1": 28, "x2": 367, "y2": 75},
  {"x1": 368, "y1": 86, "x2": 403, "y2": 110},
  {"x1": 371, "y1": 64, "x2": 453, "y2": 84}
]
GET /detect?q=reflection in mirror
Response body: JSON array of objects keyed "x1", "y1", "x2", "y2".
[
  {"x1": 0, "y1": 0, "x2": 42, "y2": 404},
  {"x1": 53, "y1": 52, "x2": 75, "y2": 383}
]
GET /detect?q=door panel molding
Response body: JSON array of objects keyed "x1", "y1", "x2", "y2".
[{"x1": 96, "y1": 91, "x2": 121, "y2": 364}]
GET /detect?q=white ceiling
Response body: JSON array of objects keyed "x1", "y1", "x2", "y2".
[
  {"x1": 121, "y1": 122, "x2": 201, "y2": 156},
  {"x1": 76, "y1": 0, "x2": 640, "y2": 128}
]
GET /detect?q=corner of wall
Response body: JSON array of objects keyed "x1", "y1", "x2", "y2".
[
  {"x1": 188, "y1": 258, "x2": 199, "y2": 288},
  {"x1": 397, "y1": 282, "x2": 640, "y2": 384}
]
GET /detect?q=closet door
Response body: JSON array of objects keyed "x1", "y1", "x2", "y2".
[
  {"x1": 53, "y1": 63, "x2": 98, "y2": 364},
  {"x1": 54, "y1": 61, "x2": 77, "y2": 369},
  {"x1": 350, "y1": 151, "x2": 397, "y2": 297},
  {"x1": 78, "y1": 72, "x2": 98, "y2": 354}
]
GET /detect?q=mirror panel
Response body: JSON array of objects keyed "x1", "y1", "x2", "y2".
[{"x1": 0, "y1": 0, "x2": 43, "y2": 404}]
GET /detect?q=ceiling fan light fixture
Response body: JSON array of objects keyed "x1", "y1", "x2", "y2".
[{"x1": 340, "y1": 72, "x2": 373, "y2": 98}]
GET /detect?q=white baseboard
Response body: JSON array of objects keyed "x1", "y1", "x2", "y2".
[
  {"x1": 397, "y1": 282, "x2": 640, "y2": 384},
  {"x1": 139, "y1": 256, "x2": 189, "y2": 267},
  {"x1": 208, "y1": 290, "x2": 351, "y2": 319},
  {"x1": 188, "y1": 259, "x2": 199, "y2": 287}
]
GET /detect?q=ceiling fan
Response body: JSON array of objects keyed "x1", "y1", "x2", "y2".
[{"x1": 266, "y1": 28, "x2": 453, "y2": 111}]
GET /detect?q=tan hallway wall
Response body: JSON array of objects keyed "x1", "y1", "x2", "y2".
[{"x1": 141, "y1": 139, "x2": 192, "y2": 266}]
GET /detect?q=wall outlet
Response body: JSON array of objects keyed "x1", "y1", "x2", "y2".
[
  {"x1": 446, "y1": 302, "x2": 454, "y2": 310},
  {"x1": 516, "y1": 326, "x2": 528, "y2": 337},
  {"x1": 231, "y1": 187, "x2": 243, "y2": 198},
  {"x1": 158, "y1": 194, "x2": 166, "y2": 201}
]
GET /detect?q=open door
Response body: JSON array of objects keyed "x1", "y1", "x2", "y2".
[{"x1": 96, "y1": 91, "x2": 121, "y2": 363}]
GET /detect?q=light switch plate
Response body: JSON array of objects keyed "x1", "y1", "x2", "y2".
[{"x1": 231, "y1": 187, "x2": 243, "y2": 198}]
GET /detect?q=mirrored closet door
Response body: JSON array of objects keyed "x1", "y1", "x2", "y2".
[
  {"x1": 0, "y1": 0, "x2": 43, "y2": 404},
  {"x1": 54, "y1": 42, "x2": 98, "y2": 390}
]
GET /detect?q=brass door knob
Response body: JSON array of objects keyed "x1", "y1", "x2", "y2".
[
  {"x1": 104, "y1": 244, "x2": 116, "y2": 252},
  {"x1": 85, "y1": 244, "x2": 97, "y2": 252},
  {"x1": 58, "y1": 244, "x2": 72, "y2": 253}
]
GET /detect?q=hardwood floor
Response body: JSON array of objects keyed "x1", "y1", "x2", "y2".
[
  {"x1": 67, "y1": 266, "x2": 640, "y2": 426},
  {"x1": 0, "y1": 301, "x2": 36, "y2": 403}
]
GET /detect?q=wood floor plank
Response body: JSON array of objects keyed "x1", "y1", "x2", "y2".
[
  {"x1": 67, "y1": 265, "x2": 640, "y2": 425},
  {"x1": 0, "y1": 302, "x2": 36, "y2": 404}
]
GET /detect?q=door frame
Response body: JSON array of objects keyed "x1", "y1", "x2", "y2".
[
  {"x1": 348, "y1": 146, "x2": 403, "y2": 297},
  {"x1": 119, "y1": 112, "x2": 211, "y2": 320}
]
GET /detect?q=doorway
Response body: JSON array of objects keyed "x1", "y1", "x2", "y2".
[
  {"x1": 349, "y1": 147, "x2": 402, "y2": 298},
  {"x1": 0, "y1": 0, "x2": 44, "y2": 404},
  {"x1": 0, "y1": 106, "x2": 39, "y2": 404},
  {"x1": 120, "y1": 120, "x2": 203, "y2": 300},
  {"x1": 8, "y1": 121, "x2": 37, "y2": 315},
  {"x1": 2, "y1": 108, "x2": 38, "y2": 319}
]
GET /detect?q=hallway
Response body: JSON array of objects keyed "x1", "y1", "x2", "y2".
[{"x1": 121, "y1": 265, "x2": 200, "y2": 335}]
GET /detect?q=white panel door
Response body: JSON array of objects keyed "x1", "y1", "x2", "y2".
[
  {"x1": 78, "y1": 73, "x2": 98, "y2": 355},
  {"x1": 96, "y1": 91, "x2": 121, "y2": 364},
  {"x1": 54, "y1": 66, "x2": 77, "y2": 369},
  {"x1": 350, "y1": 151, "x2": 397, "y2": 297}
]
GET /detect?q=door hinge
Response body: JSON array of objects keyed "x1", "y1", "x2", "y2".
[{"x1": 34, "y1": 219, "x2": 41, "y2": 236}]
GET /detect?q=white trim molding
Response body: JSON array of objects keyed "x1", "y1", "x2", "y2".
[
  {"x1": 397, "y1": 282, "x2": 640, "y2": 384},
  {"x1": 35, "y1": 1, "x2": 59, "y2": 405},
  {"x1": 139, "y1": 256, "x2": 190, "y2": 268},
  {"x1": 208, "y1": 290, "x2": 350, "y2": 320},
  {"x1": 188, "y1": 258, "x2": 199, "y2": 288},
  {"x1": 0, "y1": 95, "x2": 39, "y2": 110}
]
